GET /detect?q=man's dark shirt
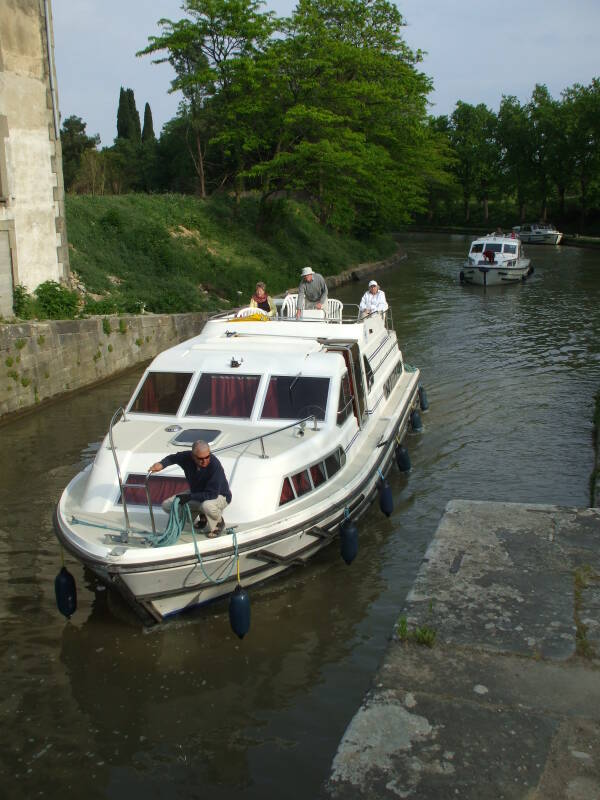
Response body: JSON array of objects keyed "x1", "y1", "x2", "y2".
[{"x1": 160, "y1": 451, "x2": 232, "y2": 504}]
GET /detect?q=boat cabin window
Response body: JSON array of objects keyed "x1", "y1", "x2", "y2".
[
  {"x1": 260, "y1": 376, "x2": 329, "y2": 421},
  {"x1": 310, "y1": 462, "x2": 327, "y2": 487},
  {"x1": 484, "y1": 242, "x2": 503, "y2": 253},
  {"x1": 185, "y1": 373, "x2": 260, "y2": 418},
  {"x1": 383, "y1": 358, "x2": 403, "y2": 400},
  {"x1": 130, "y1": 372, "x2": 193, "y2": 414},
  {"x1": 363, "y1": 355, "x2": 374, "y2": 392},
  {"x1": 291, "y1": 470, "x2": 311, "y2": 497},
  {"x1": 337, "y1": 372, "x2": 353, "y2": 426},
  {"x1": 325, "y1": 449, "x2": 344, "y2": 478},
  {"x1": 471, "y1": 243, "x2": 484, "y2": 253},
  {"x1": 278, "y1": 447, "x2": 347, "y2": 506},
  {"x1": 503, "y1": 243, "x2": 517, "y2": 254}
]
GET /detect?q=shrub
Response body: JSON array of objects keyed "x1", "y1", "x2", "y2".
[
  {"x1": 13, "y1": 285, "x2": 34, "y2": 319},
  {"x1": 34, "y1": 281, "x2": 79, "y2": 319}
]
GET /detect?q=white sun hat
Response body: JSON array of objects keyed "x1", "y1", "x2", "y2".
[
  {"x1": 368, "y1": 280, "x2": 378, "y2": 287},
  {"x1": 301, "y1": 267, "x2": 314, "y2": 277}
]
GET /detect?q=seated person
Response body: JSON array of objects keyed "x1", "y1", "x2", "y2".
[
  {"x1": 249, "y1": 281, "x2": 276, "y2": 317},
  {"x1": 296, "y1": 267, "x2": 328, "y2": 318},
  {"x1": 359, "y1": 280, "x2": 388, "y2": 317}
]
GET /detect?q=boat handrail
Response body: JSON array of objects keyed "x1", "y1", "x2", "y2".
[
  {"x1": 209, "y1": 304, "x2": 364, "y2": 324},
  {"x1": 211, "y1": 413, "x2": 320, "y2": 459},
  {"x1": 108, "y1": 406, "x2": 157, "y2": 540}
]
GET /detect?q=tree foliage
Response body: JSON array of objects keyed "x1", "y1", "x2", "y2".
[{"x1": 60, "y1": 116, "x2": 100, "y2": 191}]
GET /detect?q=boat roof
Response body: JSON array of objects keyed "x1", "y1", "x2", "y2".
[
  {"x1": 147, "y1": 314, "x2": 384, "y2": 376},
  {"x1": 469, "y1": 233, "x2": 520, "y2": 245}
]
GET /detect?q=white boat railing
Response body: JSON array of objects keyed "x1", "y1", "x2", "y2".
[{"x1": 108, "y1": 406, "x2": 158, "y2": 541}]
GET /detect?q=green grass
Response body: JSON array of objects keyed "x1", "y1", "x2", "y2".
[{"x1": 65, "y1": 193, "x2": 396, "y2": 315}]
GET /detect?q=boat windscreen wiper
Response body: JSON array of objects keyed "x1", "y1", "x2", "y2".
[{"x1": 289, "y1": 372, "x2": 302, "y2": 412}]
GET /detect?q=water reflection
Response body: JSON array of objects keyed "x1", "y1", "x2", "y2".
[{"x1": 1, "y1": 235, "x2": 599, "y2": 799}]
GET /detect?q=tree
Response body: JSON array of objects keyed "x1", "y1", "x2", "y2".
[
  {"x1": 116, "y1": 86, "x2": 141, "y2": 143},
  {"x1": 60, "y1": 115, "x2": 100, "y2": 191},
  {"x1": 445, "y1": 102, "x2": 499, "y2": 222},
  {"x1": 138, "y1": 0, "x2": 276, "y2": 198},
  {"x1": 240, "y1": 0, "x2": 437, "y2": 232},
  {"x1": 142, "y1": 103, "x2": 156, "y2": 141},
  {"x1": 496, "y1": 96, "x2": 536, "y2": 222},
  {"x1": 562, "y1": 79, "x2": 600, "y2": 229}
]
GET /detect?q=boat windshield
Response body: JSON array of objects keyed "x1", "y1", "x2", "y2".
[
  {"x1": 130, "y1": 372, "x2": 193, "y2": 414},
  {"x1": 260, "y1": 376, "x2": 330, "y2": 421},
  {"x1": 503, "y1": 243, "x2": 517, "y2": 254},
  {"x1": 483, "y1": 243, "x2": 503, "y2": 253},
  {"x1": 185, "y1": 373, "x2": 261, "y2": 418},
  {"x1": 471, "y1": 243, "x2": 484, "y2": 253}
]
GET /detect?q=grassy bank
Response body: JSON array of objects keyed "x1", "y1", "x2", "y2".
[{"x1": 65, "y1": 194, "x2": 396, "y2": 315}]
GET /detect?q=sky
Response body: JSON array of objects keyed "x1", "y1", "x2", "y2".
[{"x1": 51, "y1": 0, "x2": 600, "y2": 148}]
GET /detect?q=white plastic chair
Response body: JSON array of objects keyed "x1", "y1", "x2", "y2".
[
  {"x1": 281, "y1": 294, "x2": 298, "y2": 318},
  {"x1": 235, "y1": 306, "x2": 269, "y2": 318},
  {"x1": 326, "y1": 298, "x2": 343, "y2": 322}
]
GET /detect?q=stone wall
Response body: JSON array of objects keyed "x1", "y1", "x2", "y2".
[
  {"x1": 0, "y1": 0, "x2": 69, "y2": 317},
  {"x1": 0, "y1": 312, "x2": 208, "y2": 420}
]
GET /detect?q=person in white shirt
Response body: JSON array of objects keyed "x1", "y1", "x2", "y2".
[{"x1": 359, "y1": 280, "x2": 388, "y2": 317}]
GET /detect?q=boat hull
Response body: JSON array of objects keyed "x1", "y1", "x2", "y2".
[
  {"x1": 461, "y1": 261, "x2": 532, "y2": 286},
  {"x1": 517, "y1": 232, "x2": 562, "y2": 245}
]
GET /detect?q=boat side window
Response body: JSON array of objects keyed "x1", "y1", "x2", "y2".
[
  {"x1": 291, "y1": 470, "x2": 311, "y2": 497},
  {"x1": 363, "y1": 355, "x2": 374, "y2": 392},
  {"x1": 337, "y1": 372, "x2": 353, "y2": 426},
  {"x1": 383, "y1": 358, "x2": 403, "y2": 400},
  {"x1": 260, "y1": 376, "x2": 329, "y2": 421},
  {"x1": 503, "y1": 244, "x2": 517, "y2": 254},
  {"x1": 278, "y1": 447, "x2": 346, "y2": 506},
  {"x1": 310, "y1": 462, "x2": 326, "y2": 488},
  {"x1": 280, "y1": 477, "x2": 294, "y2": 505},
  {"x1": 130, "y1": 372, "x2": 193, "y2": 414},
  {"x1": 185, "y1": 373, "x2": 260, "y2": 418},
  {"x1": 325, "y1": 448, "x2": 346, "y2": 478},
  {"x1": 471, "y1": 243, "x2": 484, "y2": 253}
]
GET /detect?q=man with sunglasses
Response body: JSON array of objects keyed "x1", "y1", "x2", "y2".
[{"x1": 149, "y1": 440, "x2": 232, "y2": 537}]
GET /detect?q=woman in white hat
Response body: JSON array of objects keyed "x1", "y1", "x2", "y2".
[
  {"x1": 296, "y1": 266, "x2": 328, "y2": 318},
  {"x1": 359, "y1": 279, "x2": 388, "y2": 317}
]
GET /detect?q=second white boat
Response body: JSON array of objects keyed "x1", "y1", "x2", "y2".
[{"x1": 461, "y1": 232, "x2": 532, "y2": 286}]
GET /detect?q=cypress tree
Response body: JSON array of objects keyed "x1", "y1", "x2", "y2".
[
  {"x1": 116, "y1": 87, "x2": 133, "y2": 140},
  {"x1": 127, "y1": 89, "x2": 142, "y2": 143},
  {"x1": 142, "y1": 103, "x2": 156, "y2": 142}
]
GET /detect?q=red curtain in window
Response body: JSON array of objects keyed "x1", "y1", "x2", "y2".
[
  {"x1": 280, "y1": 478, "x2": 294, "y2": 505},
  {"x1": 121, "y1": 475, "x2": 188, "y2": 506},
  {"x1": 310, "y1": 464, "x2": 325, "y2": 487},
  {"x1": 142, "y1": 377, "x2": 158, "y2": 412},
  {"x1": 292, "y1": 471, "x2": 311, "y2": 496},
  {"x1": 210, "y1": 376, "x2": 256, "y2": 417},
  {"x1": 262, "y1": 380, "x2": 279, "y2": 417}
]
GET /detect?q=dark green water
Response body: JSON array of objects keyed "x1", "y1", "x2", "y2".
[{"x1": 1, "y1": 234, "x2": 598, "y2": 799}]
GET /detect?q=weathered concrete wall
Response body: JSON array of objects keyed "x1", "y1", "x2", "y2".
[
  {"x1": 0, "y1": 312, "x2": 208, "y2": 420},
  {"x1": 0, "y1": 0, "x2": 69, "y2": 316}
]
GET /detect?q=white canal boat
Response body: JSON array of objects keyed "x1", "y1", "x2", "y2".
[
  {"x1": 461, "y1": 232, "x2": 532, "y2": 287},
  {"x1": 54, "y1": 299, "x2": 425, "y2": 624},
  {"x1": 512, "y1": 223, "x2": 563, "y2": 245}
]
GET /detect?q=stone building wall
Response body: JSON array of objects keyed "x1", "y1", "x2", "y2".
[
  {"x1": 0, "y1": 0, "x2": 69, "y2": 317},
  {"x1": 0, "y1": 312, "x2": 209, "y2": 420}
]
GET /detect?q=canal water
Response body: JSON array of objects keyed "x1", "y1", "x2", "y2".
[{"x1": 1, "y1": 234, "x2": 598, "y2": 799}]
